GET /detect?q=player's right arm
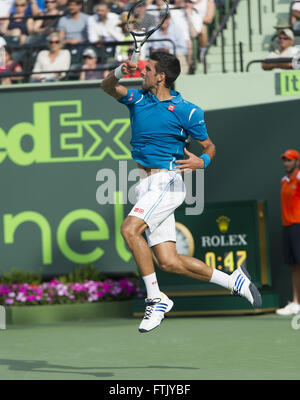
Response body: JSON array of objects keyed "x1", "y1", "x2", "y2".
[{"x1": 100, "y1": 60, "x2": 137, "y2": 100}]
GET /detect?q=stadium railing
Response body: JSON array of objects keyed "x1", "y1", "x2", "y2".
[
  {"x1": 203, "y1": 0, "x2": 242, "y2": 73},
  {"x1": 246, "y1": 56, "x2": 299, "y2": 72}
]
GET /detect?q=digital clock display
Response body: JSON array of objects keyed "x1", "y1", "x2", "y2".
[{"x1": 204, "y1": 250, "x2": 247, "y2": 273}]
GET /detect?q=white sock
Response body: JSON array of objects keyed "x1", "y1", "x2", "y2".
[
  {"x1": 142, "y1": 272, "x2": 161, "y2": 299},
  {"x1": 209, "y1": 269, "x2": 231, "y2": 290}
]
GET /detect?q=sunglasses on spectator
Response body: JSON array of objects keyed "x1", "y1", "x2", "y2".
[
  {"x1": 49, "y1": 40, "x2": 60, "y2": 44},
  {"x1": 15, "y1": 3, "x2": 26, "y2": 6},
  {"x1": 46, "y1": 0, "x2": 56, "y2": 3},
  {"x1": 278, "y1": 36, "x2": 291, "y2": 40}
]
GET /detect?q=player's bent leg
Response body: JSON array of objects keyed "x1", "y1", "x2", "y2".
[
  {"x1": 152, "y1": 241, "x2": 214, "y2": 281},
  {"x1": 121, "y1": 216, "x2": 155, "y2": 277},
  {"x1": 153, "y1": 242, "x2": 262, "y2": 308},
  {"x1": 121, "y1": 217, "x2": 173, "y2": 333}
]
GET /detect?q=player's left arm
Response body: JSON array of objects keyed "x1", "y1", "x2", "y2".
[{"x1": 175, "y1": 138, "x2": 216, "y2": 172}]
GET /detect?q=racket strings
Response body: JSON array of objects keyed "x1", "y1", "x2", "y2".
[{"x1": 127, "y1": 1, "x2": 168, "y2": 35}]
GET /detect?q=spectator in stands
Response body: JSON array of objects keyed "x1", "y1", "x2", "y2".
[
  {"x1": 171, "y1": 0, "x2": 203, "y2": 72},
  {"x1": 31, "y1": 31, "x2": 71, "y2": 81},
  {"x1": 10, "y1": 0, "x2": 45, "y2": 16},
  {"x1": 116, "y1": 11, "x2": 132, "y2": 61},
  {"x1": 148, "y1": 14, "x2": 190, "y2": 74},
  {"x1": 33, "y1": 0, "x2": 63, "y2": 34},
  {"x1": 261, "y1": 29, "x2": 299, "y2": 70},
  {"x1": 0, "y1": 46, "x2": 23, "y2": 84},
  {"x1": 79, "y1": 46, "x2": 109, "y2": 80},
  {"x1": 134, "y1": 0, "x2": 157, "y2": 31},
  {"x1": 291, "y1": 1, "x2": 300, "y2": 33},
  {"x1": 0, "y1": 0, "x2": 34, "y2": 45},
  {"x1": 57, "y1": 0, "x2": 89, "y2": 44},
  {"x1": 87, "y1": 1, "x2": 123, "y2": 44},
  {"x1": 195, "y1": 0, "x2": 216, "y2": 57}
]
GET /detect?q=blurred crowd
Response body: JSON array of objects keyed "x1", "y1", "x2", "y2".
[
  {"x1": 0, "y1": 0, "x2": 229, "y2": 83},
  {"x1": 1, "y1": 0, "x2": 300, "y2": 83}
]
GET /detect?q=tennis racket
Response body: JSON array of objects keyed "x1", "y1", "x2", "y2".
[{"x1": 126, "y1": 0, "x2": 169, "y2": 64}]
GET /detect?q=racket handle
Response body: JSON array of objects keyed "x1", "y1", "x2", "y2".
[{"x1": 131, "y1": 50, "x2": 139, "y2": 65}]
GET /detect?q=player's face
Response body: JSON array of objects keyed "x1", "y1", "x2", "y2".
[
  {"x1": 282, "y1": 158, "x2": 298, "y2": 174},
  {"x1": 141, "y1": 59, "x2": 164, "y2": 90}
]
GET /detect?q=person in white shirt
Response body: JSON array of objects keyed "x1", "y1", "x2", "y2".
[
  {"x1": 261, "y1": 29, "x2": 299, "y2": 71},
  {"x1": 148, "y1": 14, "x2": 190, "y2": 74},
  {"x1": 194, "y1": 0, "x2": 215, "y2": 52},
  {"x1": 0, "y1": 0, "x2": 14, "y2": 19},
  {"x1": 171, "y1": 0, "x2": 203, "y2": 71},
  {"x1": 87, "y1": 1, "x2": 123, "y2": 43},
  {"x1": 31, "y1": 31, "x2": 71, "y2": 81},
  {"x1": 291, "y1": 1, "x2": 300, "y2": 32}
]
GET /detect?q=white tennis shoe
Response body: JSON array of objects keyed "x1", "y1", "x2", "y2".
[
  {"x1": 276, "y1": 302, "x2": 300, "y2": 316},
  {"x1": 139, "y1": 292, "x2": 173, "y2": 333},
  {"x1": 230, "y1": 266, "x2": 262, "y2": 308}
]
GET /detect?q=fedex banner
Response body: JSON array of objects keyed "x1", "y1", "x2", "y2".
[{"x1": 0, "y1": 83, "x2": 139, "y2": 275}]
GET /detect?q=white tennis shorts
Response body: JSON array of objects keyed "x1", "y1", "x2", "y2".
[{"x1": 128, "y1": 171, "x2": 186, "y2": 247}]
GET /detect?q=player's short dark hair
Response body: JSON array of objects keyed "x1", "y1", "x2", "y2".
[{"x1": 150, "y1": 51, "x2": 181, "y2": 88}]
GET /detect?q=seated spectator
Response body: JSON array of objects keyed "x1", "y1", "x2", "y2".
[
  {"x1": 11, "y1": 0, "x2": 45, "y2": 16},
  {"x1": 133, "y1": 0, "x2": 157, "y2": 31},
  {"x1": 195, "y1": 0, "x2": 216, "y2": 55},
  {"x1": 0, "y1": 45, "x2": 23, "y2": 84},
  {"x1": 148, "y1": 14, "x2": 189, "y2": 74},
  {"x1": 87, "y1": 1, "x2": 123, "y2": 44},
  {"x1": 0, "y1": 0, "x2": 34, "y2": 45},
  {"x1": 291, "y1": 1, "x2": 300, "y2": 33},
  {"x1": 116, "y1": 11, "x2": 132, "y2": 61},
  {"x1": 57, "y1": 0, "x2": 89, "y2": 45},
  {"x1": 79, "y1": 46, "x2": 109, "y2": 80},
  {"x1": 261, "y1": 29, "x2": 299, "y2": 71},
  {"x1": 171, "y1": 0, "x2": 203, "y2": 72},
  {"x1": 31, "y1": 31, "x2": 71, "y2": 81},
  {"x1": 33, "y1": 0, "x2": 63, "y2": 34}
]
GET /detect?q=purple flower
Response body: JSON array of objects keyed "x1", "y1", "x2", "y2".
[{"x1": 26, "y1": 296, "x2": 36, "y2": 302}]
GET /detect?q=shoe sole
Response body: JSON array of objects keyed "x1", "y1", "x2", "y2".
[
  {"x1": 139, "y1": 300, "x2": 174, "y2": 333},
  {"x1": 239, "y1": 266, "x2": 262, "y2": 308}
]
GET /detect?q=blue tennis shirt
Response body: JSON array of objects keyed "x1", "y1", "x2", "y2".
[{"x1": 118, "y1": 89, "x2": 208, "y2": 170}]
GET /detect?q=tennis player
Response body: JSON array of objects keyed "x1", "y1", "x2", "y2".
[{"x1": 101, "y1": 52, "x2": 262, "y2": 333}]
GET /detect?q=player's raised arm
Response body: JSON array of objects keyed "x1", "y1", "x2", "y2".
[{"x1": 100, "y1": 60, "x2": 137, "y2": 100}]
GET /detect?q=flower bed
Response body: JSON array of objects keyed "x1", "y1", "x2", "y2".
[{"x1": 0, "y1": 278, "x2": 144, "y2": 307}]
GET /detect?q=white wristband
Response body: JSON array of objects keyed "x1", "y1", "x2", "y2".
[{"x1": 114, "y1": 64, "x2": 125, "y2": 80}]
